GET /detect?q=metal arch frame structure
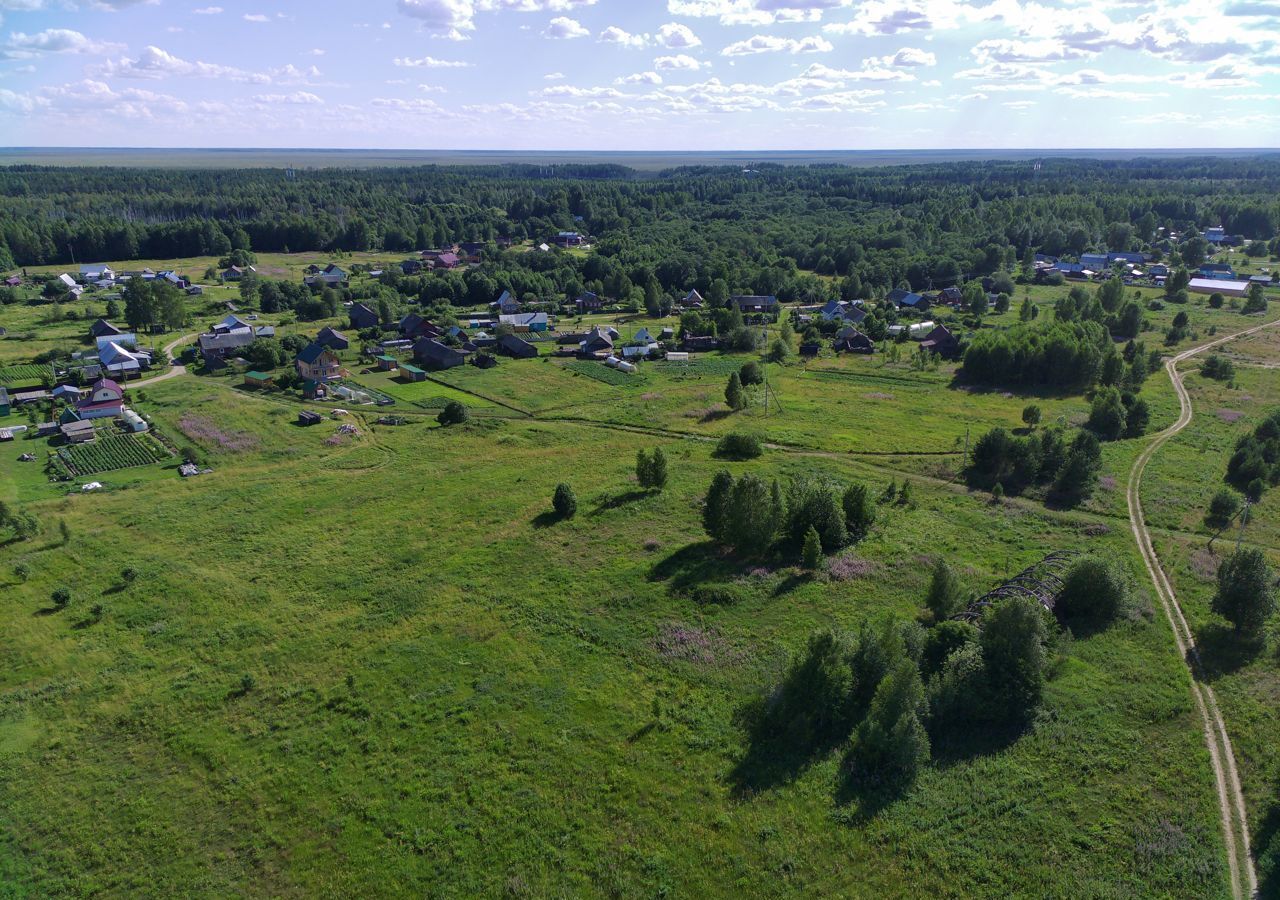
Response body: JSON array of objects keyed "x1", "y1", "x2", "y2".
[{"x1": 954, "y1": 550, "x2": 1079, "y2": 623}]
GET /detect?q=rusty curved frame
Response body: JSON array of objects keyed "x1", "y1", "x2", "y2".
[{"x1": 954, "y1": 550, "x2": 1078, "y2": 623}]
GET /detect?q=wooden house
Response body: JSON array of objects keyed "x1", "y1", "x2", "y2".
[
  {"x1": 244, "y1": 371, "x2": 275, "y2": 389},
  {"x1": 294, "y1": 343, "x2": 342, "y2": 383},
  {"x1": 398, "y1": 363, "x2": 428, "y2": 382}
]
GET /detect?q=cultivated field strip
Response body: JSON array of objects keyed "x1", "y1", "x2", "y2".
[{"x1": 1127, "y1": 318, "x2": 1280, "y2": 900}]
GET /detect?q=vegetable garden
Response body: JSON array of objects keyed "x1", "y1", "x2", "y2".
[{"x1": 51, "y1": 430, "x2": 173, "y2": 478}]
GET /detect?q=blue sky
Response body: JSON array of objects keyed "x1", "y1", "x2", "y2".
[{"x1": 0, "y1": 0, "x2": 1278, "y2": 149}]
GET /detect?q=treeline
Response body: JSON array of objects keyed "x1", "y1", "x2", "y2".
[{"x1": 3, "y1": 157, "x2": 1280, "y2": 304}]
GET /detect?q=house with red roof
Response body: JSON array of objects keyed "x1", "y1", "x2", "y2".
[{"x1": 76, "y1": 378, "x2": 125, "y2": 420}]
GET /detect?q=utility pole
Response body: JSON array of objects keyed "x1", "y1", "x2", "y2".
[{"x1": 1236, "y1": 498, "x2": 1252, "y2": 552}]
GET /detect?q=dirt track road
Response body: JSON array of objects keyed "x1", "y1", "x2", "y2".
[{"x1": 1127, "y1": 318, "x2": 1279, "y2": 899}]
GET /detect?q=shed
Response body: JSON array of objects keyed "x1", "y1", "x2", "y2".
[
  {"x1": 375, "y1": 354, "x2": 399, "y2": 371},
  {"x1": 298, "y1": 410, "x2": 322, "y2": 426},
  {"x1": 244, "y1": 371, "x2": 275, "y2": 389},
  {"x1": 398, "y1": 363, "x2": 427, "y2": 382}
]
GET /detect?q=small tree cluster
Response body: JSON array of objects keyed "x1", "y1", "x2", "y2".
[
  {"x1": 635, "y1": 447, "x2": 668, "y2": 490},
  {"x1": 967, "y1": 426, "x2": 1102, "y2": 507},
  {"x1": 1056, "y1": 555, "x2": 1129, "y2": 627},
  {"x1": 1200, "y1": 354, "x2": 1236, "y2": 382},
  {"x1": 1213, "y1": 548, "x2": 1276, "y2": 635},
  {"x1": 1226, "y1": 409, "x2": 1280, "y2": 501},
  {"x1": 1086, "y1": 386, "x2": 1149, "y2": 441}
]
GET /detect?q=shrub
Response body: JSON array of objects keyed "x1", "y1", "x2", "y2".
[
  {"x1": 1200, "y1": 354, "x2": 1235, "y2": 381},
  {"x1": 1056, "y1": 556, "x2": 1128, "y2": 626},
  {"x1": 927, "y1": 641, "x2": 988, "y2": 732},
  {"x1": 1205, "y1": 489, "x2": 1241, "y2": 530},
  {"x1": 552, "y1": 483, "x2": 577, "y2": 519},
  {"x1": 703, "y1": 470, "x2": 734, "y2": 541},
  {"x1": 921, "y1": 620, "x2": 978, "y2": 678},
  {"x1": 51, "y1": 587, "x2": 71, "y2": 608},
  {"x1": 842, "y1": 482, "x2": 876, "y2": 539},
  {"x1": 1022, "y1": 404, "x2": 1041, "y2": 428},
  {"x1": 14, "y1": 562, "x2": 30, "y2": 582},
  {"x1": 121, "y1": 566, "x2": 139, "y2": 584},
  {"x1": 636, "y1": 447, "x2": 668, "y2": 490},
  {"x1": 437, "y1": 400, "x2": 468, "y2": 426},
  {"x1": 1209, "y1": 292, "x2": 1225, "y2": 309},
  {"x1": 801, "y1": 525, "x2": 823, "y2": 571},
  {"x1": 738, "y1": 360, "x2": 763, "y2": 386},
  {"x1": 715, "y1": 431, "x2": 762, "y2": 460},
  {"x1": 724, "y1": 372, "x2": 746, "y2": 411},
  {"x1": 924, "y1": 559, "x2": 966, "y2": 621},
  {"x1": 1086, "y1": 386, "x2": 1127, "y2": 441},
  {"x1": 1213, "y1": 548, "x2": 1276, "y2": 635}
]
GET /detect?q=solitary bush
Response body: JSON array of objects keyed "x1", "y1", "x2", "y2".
[
  {"x1": 739, "y1": 360, "x2": 763, "y2": 386},
  {"x1": 636, "y1": 447, "x2": 669, "y2": 490},
  {"x1": 552, "y1": 483, "x2": 577, "y2": 519},
  {"x1": 1056, "y1": 555, "x2": 1128, "y2": 626},
  {"x1": 1022, "y1": 404, "x2": 1041, "y2": 428},
  {"x1": 1200, "y1": 354, "x2": 1235, "y2": 381},
  {"x1": 924, "y1": 559, "x2": 966, "y2": 622},
  {"x1": 121, "y1": 566, "x2": 139, "y2": 584},
  {"x1": 14, "y1": 562, "x2": 30, "y2": 582},
  {"x1": 437, "y1": 400, "x2": 468, "y2": 426},
  {"x1": 51, "y1": 587, "x2": 71, "y2": 608},
  {"x1": 715, "y1": 431, "x2": 762, "y2": 460},
  {"x1": 1205, "y1": 489, "x2": 1241, "y2": 530},
  {"x1": 724, "y1": 372, "x2": 746, "y2": 410},
  {"x1": 692, "y1": 583, "x2": 749, "y2": 606}
]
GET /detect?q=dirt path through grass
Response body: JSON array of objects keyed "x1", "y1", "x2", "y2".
[{"x1": 1127, "y1": 317, "x2": 1280, "y2": 900}]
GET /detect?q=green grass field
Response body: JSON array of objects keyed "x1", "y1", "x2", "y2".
[{"x1": 1, "y1": 259, "x2": 1279, "y2": 896}]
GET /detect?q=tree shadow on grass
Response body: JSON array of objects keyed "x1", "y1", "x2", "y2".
[
  {"x1": 590, "y1": 489, "x2": 650, "y2": 517},
  {"x1": 833, "y1": 764, "x2": 910, "y2": 822},
  {"x1": 927, "y1": 720, "x2": 1026, "y2": 769},
  {"x1": 530, "y1": 511, "x2": 563, "y2": 529},
  {"x1": 771, "y1": 572, "x2": 811, "y2": 597},
  {"x1": 32, "y1": 605, "x2": 63, "y2": 617},
  {"x1": 1192, "y1": 622, "x2": 1264, "y2": 680},
  {"x1": 648, "y1": 541, "x2": 744, "y2": 593},
  {"x1": 728, "y1": 696, "x2": 851, "y2": 798}
]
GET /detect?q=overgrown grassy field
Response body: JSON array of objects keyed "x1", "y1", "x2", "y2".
[
  {"x1": 6, "y1": 319, "x2": 1279, "y2": 897},
  {"x1": 3, "y1": 253, "x2": 1279, "y2": 895},
  {"x1": 1135, "y1": 321, "x2": 1280, "y2": 894}
]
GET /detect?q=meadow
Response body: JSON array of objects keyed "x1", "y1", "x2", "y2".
[{"x1": 2, "y1": 268, "x2": 1277, "y2": 896}]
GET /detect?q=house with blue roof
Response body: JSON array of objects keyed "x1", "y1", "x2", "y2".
[{"x1": 887, "y1": 288, "x2": 928, "y2": 311}]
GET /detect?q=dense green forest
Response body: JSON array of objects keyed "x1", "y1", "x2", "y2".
[{"x1": 3, "y1": 157, "x2": 1280, "y2": 306}]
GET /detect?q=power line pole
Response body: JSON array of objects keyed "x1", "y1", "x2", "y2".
[{"x1": 1236, "y1": 498, "x2": 1252, "y2": 552}]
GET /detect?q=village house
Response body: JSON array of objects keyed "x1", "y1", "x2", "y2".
[
  {"x1": 4, "y1": 275, "x2": 21, "y2": 287},
  {"x1": 221, "y1": 265, "x2": 256, "y2": 281},
  {"x1": 79, "y1": 264, "x2": 115, "y2": 283},
  {"x1": 413, "y1": 338, "x2": 466, "y2": 371},
  {"x1": 575, "y1": 291, "x2": 603, "y2": 312},
  {"x1": 492, "y1": 290, "x2": 521, "y2": 315},
  {"x1": 497, "y1": 333, "x2": 538, "y2": 359},
  {"x1": 1189, "y1": 278, "x2": 1250, "y2": 298},
  {"x1": 579, "y1": 326, "x2": 615, "y2": 356},
  {"x1": 888, "y1": 288, "x2": 929, "y2": 311},
  {"x1": 294, "y1": 343, "x2": 342, "y2": 382},
  {"x1": 90, "y1": 318, "x2": 125, "y2": 340},
  {"x1": 833, "y1": 327, "x2": 875, "y2": 354},
  {"x1": 434, "y1": 252, "x2": 461, "y2": 270},
  {"x1": 98, "y1": 341, "x2": 151, "y2": 377},
  {"x1": 730, "y1": 295, "x2": 781, "y2": 317},
  {"x1": 499, "y1": 312, "x2": 549, "y2": 333},
  {"x1": 304, "y1": 263, "x2": 348, "y2": 288},
  {"x1": 76, "y1": 378, "x2": 126, "y2": 420},
  {"x1": 399, "y1": 313, "x2": 442, "y2": 340},
  {"x1": 350, "y1": 303, "x2": 380, "y2": 330},
  {"x1": 554, "y1": 231, "x2": 585, "y2": 247},
  {"x1": 680, "y1": 289, "x2": 704, "y2": 308},
  {"x1": 400, "y1": 259, "x2": 424, "y2": 275},
  {"x1": 316, "y1": 326, "x2": 350, "y2": 351},
  {"x1": 919, "y1": 324, "x2": 961, "y2": 358}
]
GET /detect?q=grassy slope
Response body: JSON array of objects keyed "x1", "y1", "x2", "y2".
[
  {"x1": 0, "y1": 348, "x2": 1237, "y2": 897},
  {"x1": 1136, "y1": 323, "x2": 1280, "y2": 894}
]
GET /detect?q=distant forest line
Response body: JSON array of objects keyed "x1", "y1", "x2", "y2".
[{"x1": 2, "y1": 156, "x2": 1279, "y2": 302}]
